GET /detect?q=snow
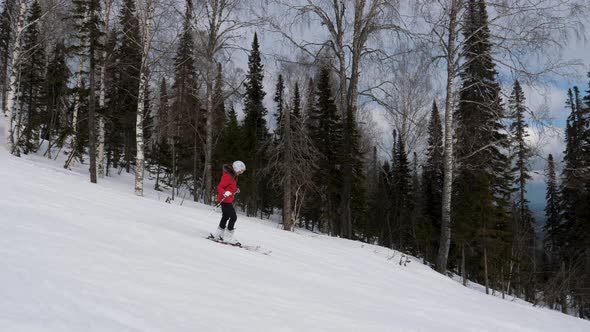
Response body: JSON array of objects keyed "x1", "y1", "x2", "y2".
[{"x1": 1, "y1": 135, "x2": 589, "y2": 331}]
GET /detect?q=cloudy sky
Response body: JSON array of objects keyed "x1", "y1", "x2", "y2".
[{"x1": 523, "y1": 31, "x2": 589, "y2": 225}]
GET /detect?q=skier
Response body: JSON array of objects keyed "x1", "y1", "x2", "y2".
[{"x1": 211, "y1": 161, "x2": 246, "y2": 244}]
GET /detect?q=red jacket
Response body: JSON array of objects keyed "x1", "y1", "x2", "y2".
[{"x1": 216, "y1": 165, "x2": 238, "y2": 203}]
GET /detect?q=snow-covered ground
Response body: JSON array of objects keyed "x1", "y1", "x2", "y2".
[{"x1": 1, "y1": 142, "x2": 589, "y2": 331}]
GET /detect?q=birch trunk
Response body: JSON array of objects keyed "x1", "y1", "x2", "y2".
[
  {"x1": 201, "y1": 0, "x2": 221, "y2": 206},
  {"x1": 64, "y1": 55, "x2": 85, "y2": 169},
  {"x1": 97, "y1": 0, "x2": 113, "y2": 178},
  {"x1": 134, "y1": 2, "x2": 153, "y2": 197},
  {"x1": 3, "y1": 2, "x2": 26, "y2": 153},
  {"x1": 134, "y1": 74, "x2": 147, "y2": 196},
  {"x1": 65, "y1": 10, "x2": 88, "y2": 170},
  {"x1": 436, "y1": 0, "x2": 460, "y2": 274},
  {"x1": 0, "y1": 0, "x2": 15, "y2": 118}
]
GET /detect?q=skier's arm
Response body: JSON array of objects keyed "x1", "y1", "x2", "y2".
[{"x1": 217, "y1": 173, "x2": 230, "y2": 196}]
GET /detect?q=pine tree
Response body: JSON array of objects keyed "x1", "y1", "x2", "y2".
[
  {"x1": 211, "y1": 62, "x2": 226, "y2": 183},
  {"x1": 311, "y1": 65, "x2": 343, "y2": 233},
  {"x1": 543, "y1": 154, "x2": 560, "y2": 253},
  {"x1": 377, "y1": 160, "x2": 394, "y2": 248},
  {"x1": 217, "y1": 106, "x2": 241, "y2": 173},
  {"x1": 168, "y1": 0, "x2": 200, "y2": 199},
  {"x1": 153, "y1": 77, "x2": 171, "y2": 191},
  {"x1": 271, "y1": 74, "x2": 286, "y2": 212},
  {"x1": 365, "y1": 146, "x2": 382, "y2": 242},
  {"x1": 303, "y1": 77, "x2": 315, "y2": 133},
  {"x1": 421, "y1": 101, "x2": 444, "y2": 263},
  {"x1": 241, "y1": 33, "x2": 270, "y2": 216},
  {"x1": 508, "y1": 79, "x2": 536, "y2": 300},
  {"x1": 454, "y1": 0, "x2": 512, "y2": 291},
  {"x1": 43, "y1": 40, "x2": 70, "y2": 159},
  {"x1": 116, "y1": 0, "x2": 142, "y2": 172},
  {"x1": 291, "y1": 81, "x2": 302, "y2": 132},
  {"x1": 17, "y1": 0, "x2": 46, "y2": 155},
  {"x1": 558, "y1": 83, "x2": 590, "y2": 318},
  {"x1": 299, "y1": 77, "x2": 321, "y2": 229},
  {"x1": 509, "y1": 80, "x2": 533, "y2": 229},
  {"x1": 344, "y1": 95, "x2": 368, "y2": 239},
  {"x1": 273, "y1": 74, "x2": 285, "y2": 139},
  {"x1": 560, "y1": 87, "x2": 584, "y2": 256},
  {"x1": 391, "y1": 134, "x2": 413, "y2": 251}
]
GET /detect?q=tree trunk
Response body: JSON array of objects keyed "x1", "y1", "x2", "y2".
[
  {"x1": 97, "y1": 0, "x2": 112, "y2": 178},
  {"x1": 198, "y1": 131, "x2": 202, "y2": 202},
  {"x1": 88, "y1": 13, "x2": 97, "y2": 184},
  {"x1": 0, "y1": 0, "x2": 14, "y2": 117},
  {"x1": 506, "y1": 246, "x2": 515, "y2": 295},
  {"x1": 65, "y1": 10, "x2": 88, "y2": 170},
  {"x1": 437, "y1": 0, "x2": 459, "y2": 274},
  {"x1": 484, "y1": 245, "x2": 489, "y2": 295},
  {"x1": 203, "y1": 65, "x2": 214, "y2": 204},
  {"x1": 560, "y1": 261, "x2": 568, "y2": 314},
  {"x1": 134, "y1": 3, "x2": 154, "y2": 197},
  {"x1": 283, "y1": 103, "x2": 293, "y2": 231},
  {"x1": 462, "y1": 242, "x2": 467, "y2": 286},
  {"x1": 3, "y1": 2, "x2": 26, "y2": 153},
  {"x1": 171, "y1": 137, "x2": 176, "y2": 200}
]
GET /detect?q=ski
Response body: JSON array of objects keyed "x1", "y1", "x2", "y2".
[{"x1": 207, "y1": 234, "x2": 271, "y2": 256}]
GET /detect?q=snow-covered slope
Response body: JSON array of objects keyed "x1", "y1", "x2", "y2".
[{"x1": 1, "y1": 147, "x2": 589, "y2": 332}]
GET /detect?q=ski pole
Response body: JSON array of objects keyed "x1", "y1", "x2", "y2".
[
  {"x1": 206, "y1": 193, "x2": 231, "y2": 217},
  {"x1": 206, "y1": 189, "x2": 238, "y2": 217}
]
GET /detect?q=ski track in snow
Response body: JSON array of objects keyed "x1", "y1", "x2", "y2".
[{"x1": 1, "y1": 134, "x2": 589, "y2": 331}]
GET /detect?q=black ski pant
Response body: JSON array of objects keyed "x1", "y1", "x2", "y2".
[{"x1": 218, "y1": 203, "x2": 237, "y2": 231}]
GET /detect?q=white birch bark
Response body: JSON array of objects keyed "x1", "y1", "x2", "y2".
[
  {"x1": 97, "y1": 0, "x2": 113, "y2": 178},
  {"x1": 134, "y1": 1, "x2": 154, "y2": 196},
  {"x1": 65, "y1": 10, "x2": 88, "y2": 170},
  {"x1": 437, "y1": 0, "x2": 460, "y2": 274},
  {"x1": 3, "y1": 2, "x2": 27, "y2": 153}
]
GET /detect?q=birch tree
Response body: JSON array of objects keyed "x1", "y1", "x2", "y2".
[
  {"x1": 97, "y1": 0, "x2": 114, "y2": 178},
  {"x1": 64, "y1": 7, "x2": 88, "y2": 169},
  {"x1": 0, "y1": 0, "x2": 15, "y2": 115},
  {"x1": 134, "y1": 0, "x2": 156, "y2": 196},
  {"x1": 362, "y1": 43, "x2": 433, "y2": 155},
  {"x1": 86, "y1": 0, "x2": 105, "y2": 184},
  {"x1": 4, "y1": 1, "x2": 27, "y2": 154}
]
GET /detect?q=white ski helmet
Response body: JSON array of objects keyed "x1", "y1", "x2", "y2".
[{"x1": 232, "y1": 160, "x2": 246, "y2": 174}]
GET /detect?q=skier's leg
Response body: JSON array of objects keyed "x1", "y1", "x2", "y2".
[
  {"x1": 219, "y1": 203, "x2": 231, "y2": 229},
  {"x1": 227, "y1": 204, "x2": 238, "y2": 231}
]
